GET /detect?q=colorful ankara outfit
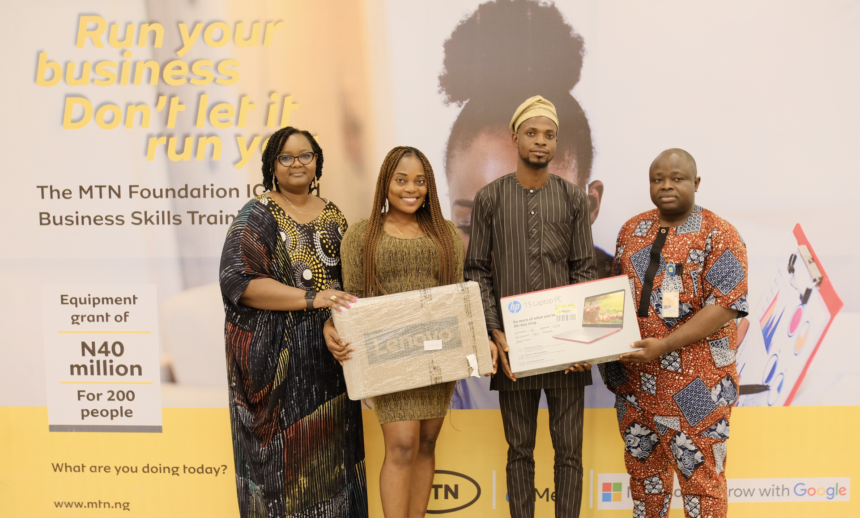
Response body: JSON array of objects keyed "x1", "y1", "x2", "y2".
[
  {"x1": 220, "y1": 194, "x2": 367, "y2": 518},
  {"x1": 601, "y1": 206, "x2": 748, "y2": 518}
]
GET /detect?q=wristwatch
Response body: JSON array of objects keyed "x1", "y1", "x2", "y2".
[{"x1": 305, "y1": 290, "x2": 316, "y2": 310}]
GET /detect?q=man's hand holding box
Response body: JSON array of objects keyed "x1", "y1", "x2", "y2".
[{"x1": 501, "y1": 275, "x2": 642, "y2": 378}]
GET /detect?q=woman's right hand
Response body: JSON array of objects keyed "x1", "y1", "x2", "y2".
[
  {"x1": 324, "y1": 320, "x2": 354, "y2": 365},
  {"x1": 315, "y1": 290, "x2": 358, "y2": 312}
]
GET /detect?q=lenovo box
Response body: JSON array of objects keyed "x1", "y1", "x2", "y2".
[
  {"x1": 500, "y1": 275, "x2": 641, "y2": 378},
  {"x1": 333, "y1": 282, "x2": 493, "y2": 400}
]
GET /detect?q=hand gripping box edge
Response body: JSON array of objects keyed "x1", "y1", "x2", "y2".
[
  {"x1": 332, "y1": 281, "x2": 493, "y2": 400},
  {"x1": 500, "y1": 275, "x2": 641, "y2": 378}
]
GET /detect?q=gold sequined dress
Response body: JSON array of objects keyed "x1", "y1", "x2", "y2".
[{"x1": 340, "y1": 219, "x2": 464, "y2": 424}]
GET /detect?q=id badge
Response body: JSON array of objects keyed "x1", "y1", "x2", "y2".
[{"x1": 662, "y1": 264, "x2": 680, "y2": 318}]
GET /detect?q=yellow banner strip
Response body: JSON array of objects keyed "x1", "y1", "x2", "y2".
[
  {"x1": 60, "y1": 381, "x2": 154, "y2": 385},
  {"x1": 57, "y1": 331, "x2": 150, "y2": 335}
]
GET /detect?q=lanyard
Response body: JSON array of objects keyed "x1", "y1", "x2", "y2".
[{"x1": 637, "y1": 228, "x2": 669, "y2": 317}]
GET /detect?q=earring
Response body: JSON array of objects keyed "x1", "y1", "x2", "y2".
[
  {"x1": 384, "y1": 199, "x2": 389, "y2": 212},
  {"x1": 273, "y1": 176, "x2": 279, "y2": 191}
]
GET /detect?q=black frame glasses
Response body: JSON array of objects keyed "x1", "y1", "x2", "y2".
[{"x1": 277, "y1": 153, "x2": 317, "y2": 167}]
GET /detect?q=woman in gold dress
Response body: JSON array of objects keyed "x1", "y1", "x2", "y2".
[{"x1": 324, "y1": 146, "x2": 496, "y2": 517}]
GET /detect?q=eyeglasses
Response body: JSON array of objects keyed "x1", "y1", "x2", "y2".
[{"x1": 277, "y1": 153, "x2": 316, "y2": 167}]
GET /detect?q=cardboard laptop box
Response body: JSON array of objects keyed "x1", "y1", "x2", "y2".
[
  {"x1": 500, "y1": 275, "x2": 641, "y2": 378},
  {"x1": 333, "y1": 282, "x2": 493, "y2": 400}
]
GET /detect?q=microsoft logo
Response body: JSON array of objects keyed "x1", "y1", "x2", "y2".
[
  {"x1": 602, "y1": 482, "x2": 623, "y2": 503},
  {"x1": 596, "y1": 472, "x2": 633, "y2": 509}
]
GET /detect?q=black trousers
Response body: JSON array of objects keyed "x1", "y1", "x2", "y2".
[{"x1": 499, "y1": 387, "x2": 585, "y2": 518}]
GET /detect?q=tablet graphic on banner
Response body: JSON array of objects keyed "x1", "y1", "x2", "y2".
[
  {"x1": 41, "y1": 285, "x2": 162, "y2": 432},
  {"x1": 736, "y1": 225, "x2": 843, "y2": 407}
]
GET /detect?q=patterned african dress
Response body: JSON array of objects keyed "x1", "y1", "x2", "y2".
[
  {"x1": 220, "y1": 194, "x2": 368, "y2": 518},
  {"x1": 599, "y1": 206, "x2": 748, "y2": 518}
]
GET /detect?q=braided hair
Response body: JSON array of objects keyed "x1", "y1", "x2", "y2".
[
  {"x1": 261, "y1": 126, "x2": 324, "y2": 195},
  {"x1": 363, "y1": 147, "x2": 457, "y2": 297}
]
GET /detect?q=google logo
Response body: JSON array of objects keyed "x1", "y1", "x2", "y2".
[{"x1": 794, "y1": 482, "x2": 847, "y2": 500}]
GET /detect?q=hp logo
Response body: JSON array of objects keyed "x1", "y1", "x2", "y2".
[{"x1": 508, "y1": 301, "x2": 522, "y2": 313}]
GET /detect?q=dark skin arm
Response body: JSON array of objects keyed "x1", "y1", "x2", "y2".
[
  {"x1": 242, "y1": 280, "x2": 359, "y2": 365},
  {"x1": 491, "y1": 329, "x2": 516, "y2": 382},
  {"x1": 491, "y1": 329, "x2": 579, "y2": 382},
  {"x1": 240, "y1": 278, "x2": 356, "y2": 312},
  {"x1": 324, "y1": 319, "x2": 354, "y2": 365},
  {"x1": 619, "y1": 305, "x2": 738, "y2": 362},
  {"x1": 242, "y1": 280, "x2": 360, "y2": 366}
]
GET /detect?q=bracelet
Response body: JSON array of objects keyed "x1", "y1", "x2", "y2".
[{"x1": 305, "y1": 290, "x2": 316, "y2": 310}]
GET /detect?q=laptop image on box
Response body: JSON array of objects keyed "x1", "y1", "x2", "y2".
[{"x1": 553, "y1": 289, "x2": 625, "y2": 343}]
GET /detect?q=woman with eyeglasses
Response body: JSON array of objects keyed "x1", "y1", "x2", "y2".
[{"x1": 220, "y1": 126, "x2": 368, "y2": 518}]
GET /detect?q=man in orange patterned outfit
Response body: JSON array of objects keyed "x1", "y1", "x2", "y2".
[{"x1": 600, "y1": 149, "x2": 748, "y2": 518}]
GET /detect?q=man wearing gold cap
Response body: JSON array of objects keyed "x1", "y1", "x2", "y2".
[{"x1": 465, "y1": 95, "x2": 596, "y2": 517}]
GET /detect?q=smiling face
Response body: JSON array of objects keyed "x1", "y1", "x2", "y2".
[
  {"x1": 513, "y1": 116, "x2": 558, "y2": 169},
  {"x1": 387, "y1": 154, "x2": 428, "y2": 216},
  {"x1": 274, "y1": 133, "x2": 317, "y2": 193},
  {"x1": 649, "y1": 150, "x2": 700, "y2": 223},
  {"x1": 447, "y1": 126, "x2": 587, "y2": 248}
]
